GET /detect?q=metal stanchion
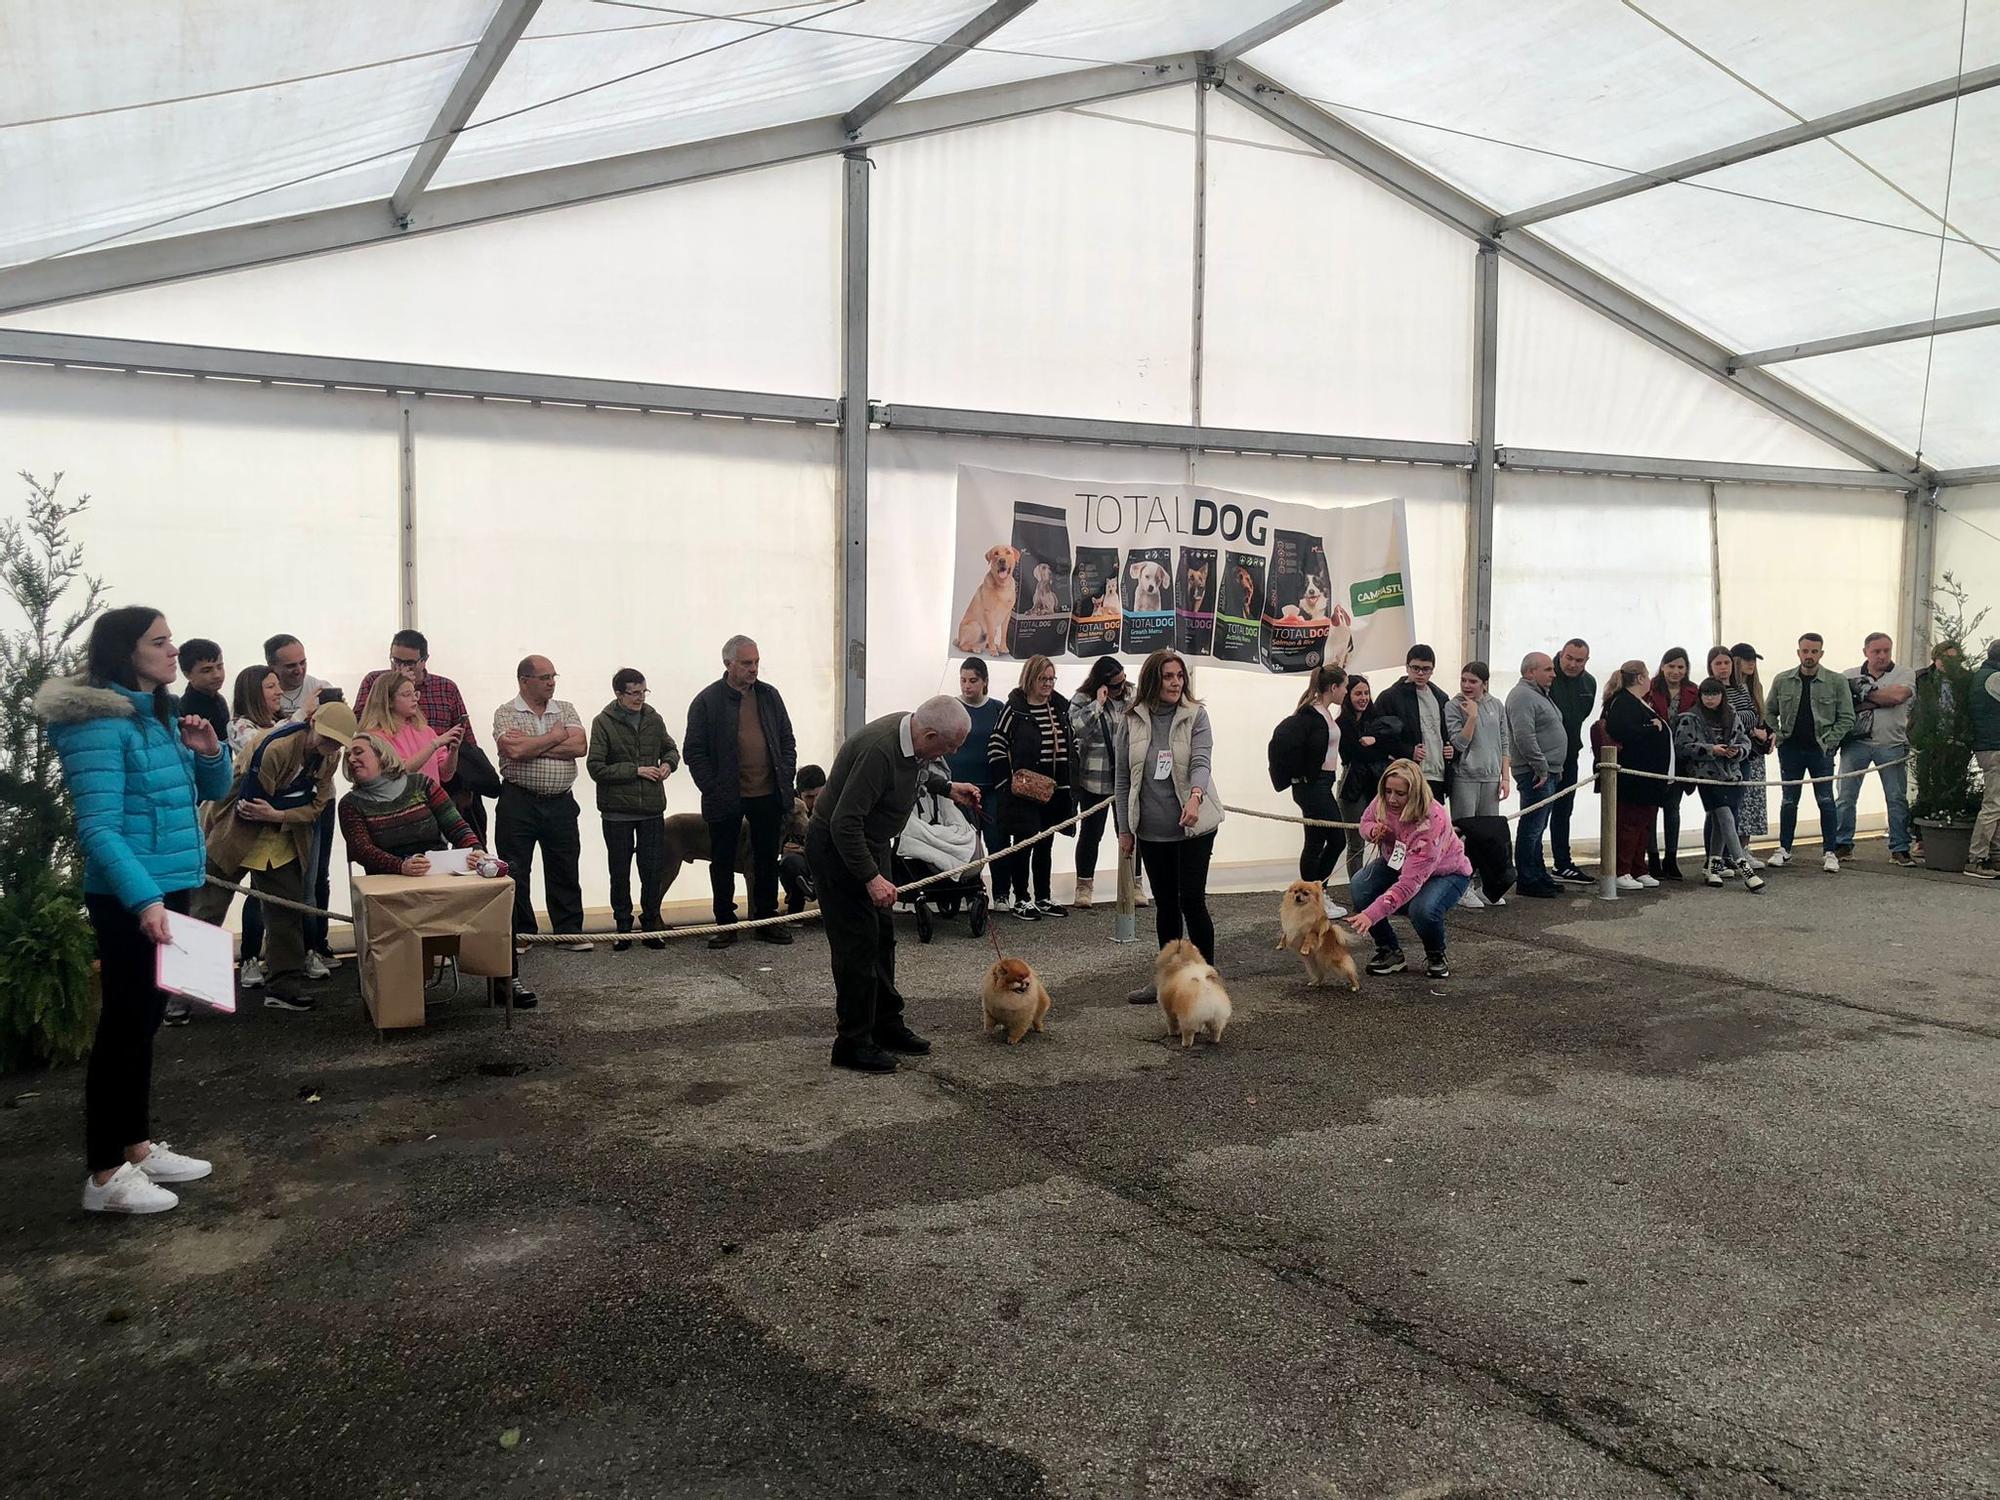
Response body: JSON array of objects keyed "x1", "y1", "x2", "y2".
[
  {"x1": 1112, "y1": 841, "x2": 1138, "y2": 944},
  {"x1": 1597, "y1": 745, "x2": 1620, "y2": 901}
]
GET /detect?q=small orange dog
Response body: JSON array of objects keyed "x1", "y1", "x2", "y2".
[
  {"x1": 1155, "y1": 939, "x2": 1232, "y2": 1049},
  {"x1": 1276, "y1": 880, "x2": 1361, "y2": 992},
  {"x1": 982, "y1": 957, "x2": 1051, "y2": 1044},
  {"x1": 956, "y1": 544, "x2": 1020, "y2": 654}
]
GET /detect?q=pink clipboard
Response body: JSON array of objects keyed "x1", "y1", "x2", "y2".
[{"x1": 155, "y1": 910, "x2": 237, "y2": 1013}]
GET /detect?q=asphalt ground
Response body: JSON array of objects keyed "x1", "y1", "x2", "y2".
[{"x1": 2, "y1": 841, "x2": 1994, "y2": 1499}]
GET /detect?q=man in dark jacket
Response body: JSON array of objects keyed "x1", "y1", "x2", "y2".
[
  {"x1": 587, "y1": 668, "x2": 682, "y2": 950},
  {"x1": 1372, "y1": 645, "x2": 1452, "y2": 800},
  {"x1": 1546, "y1": 637, "x2": 1597, "y2": 883},
  {"x1": 683, "y1": 636, "x2": 798, "y2": 948},
  {"x1": 808, "y1": 698, "x2": 983, "y2": 1073}
]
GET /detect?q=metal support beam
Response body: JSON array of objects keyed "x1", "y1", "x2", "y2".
[
  {"x1": 399, "y1": 403, "x2": 418, "y2": 630},
  {"x1": 0, "y1": 328, "x2": 840, "y2": 421},
  {"x1": 1732, "y1": 305, "x2": 2000, "y2": 368},
  {"x1": 1904, "y1": 487, "x2": 1940, "y2": 654},
  {"x1": 391, "y1": 0, "x2": 544, "y2": 221},
  {"x1": 1215, "y1": 63, "x2": 1932, "y2": 484},
  {"x1": 1210, "y1": 1, "x2": 1348, "y2": 65},
  {"x1": 1499, "y1": 62, "x2": 2000, "y2": 232},
  {"x1": 1469, "y1": 245, "x2": 1498, "y2": 662},
  {"x1": 0, "y1": 55, "x2": 1198, "y2": 315},
  {"x1": 840, "y1": 154, "x2": 870, "y2": 741},
  {"x1": 843, "y1": 0, "x2": 1037, "y2": 134},
  {"x1": 1706, "y1": 483, "x2": 1724, "y2": 646},
  {"x1": 1189, "y1": 82, "x2": 1209, "y2": 430},
  {"x1": 1497, "y1": 447, "x2": 1911, "y2": 491},
  {"x1": 1935, "y1": 464, "x2": 2000, "y2": 487}
]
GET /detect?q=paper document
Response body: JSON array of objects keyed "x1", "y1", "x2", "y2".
[
  {"x1": 425, "y1": 847, "x2": 478, "y2": 876},
  {"x1": 156, "y1": 911, "x2": 237, "y2": 1013}
]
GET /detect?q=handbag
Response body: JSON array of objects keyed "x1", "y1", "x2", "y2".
[{"x1": 1010, "y1": 768, "x2": 1056, "y2": 804}]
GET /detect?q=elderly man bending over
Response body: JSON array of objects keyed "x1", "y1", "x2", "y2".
[{"x1": 808, "y1": 697, "x2": 984, "y2": 1074}]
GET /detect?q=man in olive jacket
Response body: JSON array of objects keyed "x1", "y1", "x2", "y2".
[
  {"x1": 587, "y1": 668, "x2": 682, "y2": 947},
  {"x1": 808, "y1": 697, "x2": 983, "y2": 1074},
  {"x1": 1765, "y1": 632, "x2": 1856, "y2": 872},
  {"x1": 683, "y1": 636, "x2": 798, "y2": 947}
]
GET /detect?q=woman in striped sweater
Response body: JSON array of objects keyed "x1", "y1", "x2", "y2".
[
  {"x1": 988, "y1": 654, "x2": 1075, "y2": 921},
  {"x1": 338, "y1": 733, "x2": 487, "y2": 876}
]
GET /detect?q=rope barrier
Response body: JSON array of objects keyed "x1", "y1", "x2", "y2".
[
  {"x1": 1615, "y1": 756, "x2": 1907, "y2": 789},
  {"x1": 204, "y1": 795, "x2": 1120, "y2": 944},
  {"x1": 1223, "y1": 773, "x2": 1590, "y2": 831}
]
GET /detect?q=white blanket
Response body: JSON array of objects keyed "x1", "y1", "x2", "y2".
[{"x1": 897, "y1": 787, "x2": 979, "y2": 874}]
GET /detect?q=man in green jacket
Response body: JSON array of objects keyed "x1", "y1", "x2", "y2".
[
  {"x1": 586, "y1": 669, "x2": 682, "y2": 949},
  {"x1": 808, "y1": 697, "x2": 984, "y2": 1074},
  {"x1": 1765, "y1": 632, "x2": 1856, "y2": 873}
]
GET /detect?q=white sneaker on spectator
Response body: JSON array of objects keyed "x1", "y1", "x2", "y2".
[
  {"x1": 303, "y1": 952, "x2": 331, "y2": 980},
  {"x1": 1638, "y1": 874, "x2": 1660, "y2": 888},
  {"x1": 81, "y1": 1162, "x2": 177, "y2": 1215},
  {"x1": 1320, "y1": 891, "x2": 1347, "y2": 919},
  {"x1": 315, "y1": 949, "x2": 342, "y2": 971},
  {"x1": 1767, "y1": 848, "x2": 1792, "y2": 868},
  {"x1": 135, "y1": 1141, "x2": 211, "y2": 1184},
  {"x1": 1822, "y1": 852, "x2": 1840, "y2": 874},
  {"x1": 563, "y1": 940, "x2": 595, "y2": 953},
  {"x1": 238, "y1": 957, "x2": 266, "y2": 989},
  {"x1": 1745, "y1": 855, "x2": 1765, "y2": 870},
  {"x1": 1615, "y1": 875, "x2": 1645, "y2": 892},
  {"x1": 1459, "y1": 888, "x2": 1486, "y2": 910}
]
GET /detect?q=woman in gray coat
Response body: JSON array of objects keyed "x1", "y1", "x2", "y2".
[{"x1": 1445, "y1": 661, "x2": 1512, "y2": 819}]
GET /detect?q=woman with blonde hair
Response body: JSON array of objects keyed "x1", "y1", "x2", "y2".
[
  {"x1": 987, "y1": 653, "x2": 1075, "y2": 920},
  {"x1": 1343, "y1": 758, "x2": 1472, "y2": 979},
  {"x1": 359, "y1": 667, "x2": 463, "y2": 788}
]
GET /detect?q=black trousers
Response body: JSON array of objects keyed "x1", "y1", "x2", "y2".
[
  {"x1": 779, "y1": 851, "x2": 814, "y2": 913},
  {"x1": 604, "y1": 817, "x2": 667, "y2": 932},
  {"x1": 1136, "y1": 831, "x2": 1217, "y2": 963},
  {"x1": 708, "y1": 793, "x2": 785, "y2": 924},
  {"x1": 495, "y1": 785, "x2": 584, "y2": 935},
  {"x1": 306, "y1": 800, "x2": 335, "y2": 953},
  {"x1": 998, "y1": 797, "x2": 1062, "y2": 902},
  {"x1": 1072, "y1": 801, "x2": 1111, "y2": 882},
  {"x1": 1292, "y1": 774, "x2": 1341, "y2": 884},
  {"x1": 805, "y1": 823, "x2": 902, "y2": 1046},
  {"x1": 83, "y1": 889, "x2": 191, "y2": 1173}
]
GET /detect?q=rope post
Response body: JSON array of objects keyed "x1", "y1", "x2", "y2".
[
  {"x1": 1112, "y1": 841, "x2": 1138, "y2": 944},
  {"x1": 1597, "y1": 745, "x2": 1620, "y2": 902}
]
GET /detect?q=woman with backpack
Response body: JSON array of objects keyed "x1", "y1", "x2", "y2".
[
  {"x1": 1270, "y1": 663, "x2": 1347, "y2": 898},
  {"x1": 1335, "y1": 675, "x2": 1400, "y2": 879},
  {"x1": 1674, "y1": 677, "x2": 1767, "y2": 892}
]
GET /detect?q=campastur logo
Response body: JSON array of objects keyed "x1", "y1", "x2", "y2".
[{"x1": 1349, "y1": 573, "x2": 1405, "y2": 616}]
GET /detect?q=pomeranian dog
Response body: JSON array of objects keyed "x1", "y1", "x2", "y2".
[
  {"x1": 1155, "y1": 939, "x2": 1232, "y2": 1049},
  {"x1": 982, "y1": 957, "x2": 1051, "y2": 1044},
  {"x1": 1276, "y1": 880, "x2": 1361, "y2": 992}
]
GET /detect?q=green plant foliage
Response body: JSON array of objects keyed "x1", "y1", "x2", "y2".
[
  {"x1": 1909, "y1": 572, "x2": 1990, "y2": 826},
  {"x1": 0, "y1": 867, "x2": 99, "y2": 1070}
]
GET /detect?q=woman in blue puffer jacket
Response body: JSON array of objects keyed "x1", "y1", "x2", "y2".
[{"x1": 37, "y1": 606, "x2": 232, "y2": 1216}]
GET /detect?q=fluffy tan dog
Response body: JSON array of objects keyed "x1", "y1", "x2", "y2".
[
  {"x1": 982, "y1": 957, "x2": 1051, "y2": 1044},
  {"x1": 1155, "y1": 939, "x2": 1232, "y2": 1049},
  {"x1": 956, "y1": 544, "x2": 1020, "y2": 653},
  {"x1": 1276, "y1": 880, "x2": 1361, "y2": 992}
]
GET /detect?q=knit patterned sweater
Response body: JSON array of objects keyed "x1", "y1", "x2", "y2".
[{"x1": 338, "y1": 775, "x2": 480, "y2": 875}]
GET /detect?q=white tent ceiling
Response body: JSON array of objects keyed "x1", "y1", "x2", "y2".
[{"x1": 2, "y1": 0, "x2": 1995, "y2": 473}]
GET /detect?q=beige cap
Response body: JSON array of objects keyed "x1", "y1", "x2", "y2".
[{"x1": 310, "y1": 700, "x2": 359, "y2": 747}]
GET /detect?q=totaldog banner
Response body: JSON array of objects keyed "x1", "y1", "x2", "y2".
[{"x1": 948, "y1": 466, "x2": 1414, "y2": 677}]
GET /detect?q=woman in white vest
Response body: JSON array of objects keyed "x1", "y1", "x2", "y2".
[{"x1": 1115, "y1": 648, "x2": 1225, "y2": 1004}]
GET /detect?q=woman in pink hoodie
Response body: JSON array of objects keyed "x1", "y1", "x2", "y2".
[{"x1": 1344, "y1": 757, "x2": 1473, "y2": 979}]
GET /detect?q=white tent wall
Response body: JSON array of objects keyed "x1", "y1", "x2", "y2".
[
  {"x1": 1935, "y1": 484, "x2": 2000, "y2": 623},
  {"x1": 0, "y1": 360, "x2": 402, "y2": 902},
  {"x1": 405, "y1": 399, "x2": 839, "y2": 920},
  {"x1": 867, "y1": 432, "x2": 1467, "y2": 891}
]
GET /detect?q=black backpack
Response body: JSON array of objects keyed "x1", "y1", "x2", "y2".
[
  {"x1": 1267, "y1": 713, "x2": 1311, "y2": 793},
  {"x1": 232, "y1": 721, "x2": 320, "y2": 812}
]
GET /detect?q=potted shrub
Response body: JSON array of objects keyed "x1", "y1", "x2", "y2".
[
  {"x1": 1909, "y1": 573, "x2": 1990, "y2": 873},
  {"x1": 0, "y1": 472, "x2": 104, "y2": 1070}
]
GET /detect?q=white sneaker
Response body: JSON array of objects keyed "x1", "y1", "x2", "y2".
[
  {"x1": 1320, "y1": 892, "x2": 1347, "y2": 919},
  {"x1": 1767, "y1": 848, "x2": 1792, "y2": 868},
  {"x1": 238, "y1": 957, "x2": 266, "y2": 989},
  {"x1": 563, "y1": 940, "x2": 595, "y2": 953},
  {"x1": 1459, "y1": 888, "x2": 1486, "y2": 910},
  {"x1": 1822, "y1": 852, "x2": 1840, "y2": 874},
  {"x1": 1487, "y1": 895, "x2": 1507, "y2": 907},
  {"x1": 81, "y1": 1162, "x2": 178, "y2": 1215},
  {"x1": 303, "y1": 952, "x2": 331, "y2": 980},
  {"x1": 1638, "y1": 874, "x2": 1660, "y2": 888},
  {"x1": 1616, "y1": 875, "x2": 1645, "y2": 892},
  {"x1": 136, "y1": 1141, "x2": 211, "y2": 1184},
  {"x1": 316, "y1": 949, "x2": 342, "y2": 972},
  {"x1": 1746, "y1": 855, "x2": 1765, "y2": 871}
]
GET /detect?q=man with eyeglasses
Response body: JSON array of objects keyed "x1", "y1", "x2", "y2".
[
  {"x1": 494, "y1": 655, "x2": 592, "y2": 969},
  {"x1": 586, "y1": 668, "x2": 681, "y2": 950},
  {"x1": 265, "y1": 632, "x2": 340, "y2": 978},
  {"x1": 358, "y1": 628, "x2": 484, "y2": 836}
]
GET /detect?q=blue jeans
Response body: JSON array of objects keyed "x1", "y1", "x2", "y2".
[
  {"x1": 1514, "y1": 770, "x2": 1555, "y2": 890},
  {"x1": 1349, "y1": 858, "x2": 1470, "y2": 957},
  {"x1": 1776, "y1": 742, "x2": 1838, "y2": 854},
  {"x1": 1835, "y1": 741, "x2": 1910, "y2": 853},
  {"x1": 1549, "y1": 757, "x2": 1580, "y2": 870}
]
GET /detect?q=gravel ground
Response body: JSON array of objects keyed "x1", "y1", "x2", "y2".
[{"x1": 2, "y1": 844, "x2": 1994, "y2": 1499}]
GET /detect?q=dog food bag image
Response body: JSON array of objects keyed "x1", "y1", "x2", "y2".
[
  {"x1": 953, "y1": 540, "x2": 1021, "y2": 657},
  {"x1": 1120, "y1": 545, "x2": 1175, "y2": 655},
  {"x1": 1175, "y1": 546, "x2": 1216, "y2": 657},
  {"x1": 1258, "y1": 529, "x2": 1333, "y2": 674},
  {"x1": 1213, "y1": 551, "x2": 1267, "y2": 665},
  {"x1": 1069, "y1": 545, "x2": 1121, "y2": 658},
  {"x1": 1009, "y1": 501, "x2": 1074, "y2": 660}
]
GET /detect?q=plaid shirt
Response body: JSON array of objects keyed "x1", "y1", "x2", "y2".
[
  {"x1": 358, "y1": 669, "x2": 475, "y2": 747},
  {"x1": 493, "y1": 696, "x2": 583, "y2": 796}
]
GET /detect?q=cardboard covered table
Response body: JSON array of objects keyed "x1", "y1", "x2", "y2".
[{"x1": 351, "y1": 872, "x2": 515, "y2": 1029}]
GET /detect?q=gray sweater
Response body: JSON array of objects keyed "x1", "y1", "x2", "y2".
[
  {"x1": 1445, "y1": 692, "x2": 1511, "y2": 783},
  {"x1": 1506, "y1": 679, "x2": 1568, "y2": 778}
]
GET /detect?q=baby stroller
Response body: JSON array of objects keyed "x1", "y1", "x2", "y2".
[{"x1": 891, "y1": 782, "x2": 990, "y2": 942}]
